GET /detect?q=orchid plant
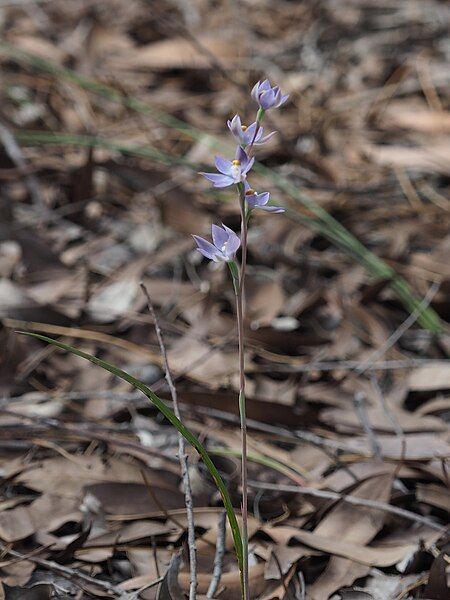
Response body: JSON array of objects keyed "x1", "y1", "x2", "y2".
[
  {"x1": 194, "y1": 79, "x2": 288, "y2": 600},
  {"x1": 20, "y1": 79, "x2": 288, "y2": 600}
]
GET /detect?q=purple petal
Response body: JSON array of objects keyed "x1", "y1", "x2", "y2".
[
  {"x1": 260, "y1": 89, "x2": 276, "y2": 110},
  {"x1": 259, "y1": 79, "x2": 271, "y2": 92},
  {"x1": 245, "y1": 194, "x2": 258, "y2": 208},
  {"x1": 221, "y1": 224, "x2": 241, "y2": 255},
  {"x1": 200, "y1": 172, "x2": 234, "y2": 188},
  {"x1": 227, "y1": 115, "x2": 242, "y2": 139},
  {"x1": 260, "y1": 205, "x2": 285, "y2": 213},
  {"x1": 214, "y1": 156, "x2": 232, "y2": 175},
  {"x1": 242, "y1": 156, "x2": 255, "y2": 175},
  {"x1": 211, "y1": 223, "x2": 228, "y2": 249},
  {"x1": 278, "y1": 93, "x2": 289, "y2": 106},
  {"x1": 236, "y1": 147, "x2": 252, "y2": 173},
  {"x1": 192, "y1": 235, "x2": 218, "y2": 260},
  {"x1": 251, "y1": 81, "x2": 261, "y2": 102},
  {"x1": 274, "y1": 92, "x2": 289, "y2": 108},
  {"x1": 245, "y1": 122, "x2": 258, "y2": 139},
  {"x1": 235, "y1": 145, "x2": 248, "y2": 163},
  {"x1": 255, "y1": 192, "x2": 270, "y2": 206},
  {"x1": 256, "y1": 130, "x2": 277, "y2": 144},
  {"x1": 254, "y1": 127, "x2": 264, "y2": 142}
]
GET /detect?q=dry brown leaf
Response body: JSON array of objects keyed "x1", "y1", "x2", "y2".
[
  {"x1": 16, "y1": 456, "x2": 165, "y2": 498},
  {"x1": 345, "y1": 434, "x2": 450, "y2": 460},
  {"x1": 84, "y1": 482, "x2": 186, "y2": 516},
  {"x1": 321, "y1": 405, "x2": 447, "y2": 434},
  {"x1": 246, "y1": 277, "x2": 285, "y2": 329},
  {"x1": 292, "y1": 528, "x2": 416, "y2": 567},
  {"x1": 0, "y1": 494, "x2": 80, "y2": 542},
  {"x1": 409, "y1": 363, "x2": 450, "y2": 392},
  {"x1": 109, "y1": 36, "x2": 241, "y2": 70},
  {"x1": 167, "y1": 336, "x2": 236, "y2": 388},
  {"x1": 0, "y1": 558, "x2": 35, "y2": 587},
  {"x1": 9, "y1": 36, "x2": 66, "y2": 63},
  {"x1": 179, "y1": 562, "x2": 266, "y2": 599},
  {"x1": 123, "y1": 563, "x2": 267, "y2": 599},
  {"x1": 383, "y1": 102, "x2": 450, "y2": 133},
  {"x1": 306, "y1": 474, "x2": 394, "y2": 599},
  {"x1": 416, "y1": 483, "x2": 450, "y2": 512},
  {"x1": 363, "y1": 141, "x2": 450, "y2": 175}
]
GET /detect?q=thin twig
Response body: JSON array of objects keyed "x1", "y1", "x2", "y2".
[
  {"x1": 248, "y1": 481, "x2": 445, "y2": 532},
  {"x1": 206, "y1": 510, "x2": 227, "y2": 598},
  {"x1": 255, "y1": 358, "x2": 447, "y2": 374},
  {"x1": 295, "y1": 571, "x2": 306, "y2": 600},
  {"x1": 4, "y1": 358, "x2": 446, "y2": 406},
  {"x1": 0, "y1": 121, "x2": 46, "y2": 212},
  {"x1": 370, "y1": 373, "x2": 404, "y2": 439},
  {"x1": 140, "y1": 283, "x2": 197, "y2": 600},
  {"x1": 271, "y1": 551, "x2": 295, "y2": 600},
  {"x1": 353, "y1": 391, "x2": 382, "y2": 460},
  {"x1": 0, "y1": 543, "x2": 132, "y2": 598},
  {"x1": 354, "y1": 282, "x2": 441, "y2": 376}
]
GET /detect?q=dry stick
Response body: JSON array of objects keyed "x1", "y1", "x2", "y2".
[
  {"x1": 140, "y1": 283, "x2": 197, "y2": 600},
  {"x1": 295, "y1": 571, "x2": 306, "y2": 600},
  {"x1": 271, "y1": 551, "x2": 295, "y2": 600},
  {"x1": 206, "y1": 510, "x2": 227, "y2": 598},
  {"x1": 0, "y1": 407, "x2": 183, "y2": 481},
  {"x1": 354, "y1": 282, "x2": 441, "y2": 377},
  {"x1": 369, "y1": 374, "x2": 409, "y2": 492},
  {"x1": 247, "y1": 481, "x2": 445, "y2": 532},
  {"x1": 256, "y1": 358, "x2": 445, "y2": 374},
  {"x1": 350, "y1": 282, "x2": 441, "y2": 461},
  {"x1": 353, "y1": 282, "x2": 441, "y2": 461},
  {"x1": 0, "y1": 543, "x2": 132, "y2": 598},
  {"x1": 0, "y1": 121, "x2": 46, "y2": 212},
  {"x1": 141, "y1": 470, "x2": 186, "y2": 530},
  {"x1": 353, "y1": 391, "x2": 382, "y2": 460},
  {"x1": 2, "y1": 401, "x2": 362, "y2": 459},
  {"x1": 370, "y1": 372, "x2": 404, "y2": 439},
  {"x1": 132, "y1": 575, "x2": 164, "y2": 599},
  {"x1": 5, "y1": 358, "x2": 445, "y2": 404}
]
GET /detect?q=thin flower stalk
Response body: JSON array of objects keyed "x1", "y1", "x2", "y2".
[
  {"x1": 236, "y1": 181, "x2": 249, "y2": 600},
  {"x1": 140, "y1": 284, "x2": 197, "y2": 600},
  {"x1": 195, "y1": 79, "x2": 288, "y2": 600}
]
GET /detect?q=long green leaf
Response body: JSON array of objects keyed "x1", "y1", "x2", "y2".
[
  {"x1": 2, "y1": 42, "x2": 442, "y2": 332},
  {"x1": 17, "y1": 331, "x2": 244, "y2": 573},
  {"x1": 15, "y1": 129, "x2": 442, "y2": 333}
]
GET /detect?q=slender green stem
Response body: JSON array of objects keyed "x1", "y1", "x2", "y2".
[
  {"x1": 235, "y1": 183, "x2": 249, "y2": 600},
  {"x1": 248, "y1": 108, "x2": 264, "y2": 150},
  {"x1": 233, "y1": 109, "x2": 268, "y2": 600},
  {"x1": 16, "y1": 332, "x2": 244, "y2": 576}
]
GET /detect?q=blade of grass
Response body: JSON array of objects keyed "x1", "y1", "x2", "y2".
[
  {"x1": 2, "y1": 42, "x2": 441, "y2": 332},
  {"x1": 15, "y1": 130, "x2": 194, "y2": 168},
  {"x1": 15, "y1": 128, "x2": 442, "y2": 332},
  {"x1": 209, "y1": 447, "x2": 308, "y2": 485},
  {"x1": 17, "y1": 331, "x2": 244, "y2": 576},
  {"x1": 15, "y1": 129, "x2": 317, "y2": 232}
]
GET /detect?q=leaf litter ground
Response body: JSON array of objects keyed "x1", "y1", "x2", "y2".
[{"x1": 0, "y1": 1, "x2": 449, "y2": 599}]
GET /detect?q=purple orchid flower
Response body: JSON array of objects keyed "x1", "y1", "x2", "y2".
[
  {"x1": 200, "y1": 146, "x2": 254, "y2": 188},
  {"x1": 193, "y1": 223, "x2": 240, "y2": 262},
  {"x1": 251, "y1": 79, "x2": 289, "y2": 110},
  {"x1": 227, "y1": 114, "x2": 276, "y2": 147},
  {"x1": 244, "y1": 181, "x2": 285, "y2": 213}
]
